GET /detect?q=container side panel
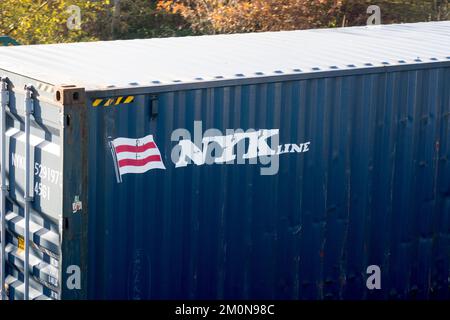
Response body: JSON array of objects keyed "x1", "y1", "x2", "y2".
[{"x1": 86, "y1": 66, "x2": 450, "y2": 300}]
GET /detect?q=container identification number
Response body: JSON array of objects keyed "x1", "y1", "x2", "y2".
[
  {"x1": 34, "y1": 182, "x2": 51, "y2": 201},
  {"x1": 34, "y1": 163, "x2": 62, "y2": 186},
  {"x1": 11, "y1": 152, "x2": 62, "y2": 202}
]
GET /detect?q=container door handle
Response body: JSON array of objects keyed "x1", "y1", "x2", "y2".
[{"x1": 23, "y1": 84, "x2": 35, "y2": 300}]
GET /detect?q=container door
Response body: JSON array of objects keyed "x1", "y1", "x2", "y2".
[{"x1": 0, "y1": 78, "x2": 62, "y2": 300}]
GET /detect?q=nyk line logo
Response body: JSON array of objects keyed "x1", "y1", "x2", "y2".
[
  {"x1": 110, "y1": 121, "x2": 310, "y2": 182},
  {"x1": 110, "y1": 135, "x2": 165, "y2": 183}
]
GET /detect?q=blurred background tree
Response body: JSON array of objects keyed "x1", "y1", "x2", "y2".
[
  {"x1": 0, "y1": 0, "x2": 448, "y2": 44},
  {"x1": 0, "y1": 0, "x2": 110, "y2": 44},
  {"x1": 157, "y1": 0, "x2": 345, "y2": 34},
  {"x1": 109, "y1": 0, "x2": 191, "y2": 39},
  {"x1": 158, "y1": 0, "x2": 449, "y2": 33},
  {"x1": 0, "y1": 0, "x2": 190, "y2": 44},
  {"x1": 339, "y1": 0, "x2": 449, "y2": 26}
]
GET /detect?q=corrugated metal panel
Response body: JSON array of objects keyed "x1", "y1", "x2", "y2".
[
  {"x1": 0, "y1": 21, "x2": 449, "y2": 300},
  {"x1": 84, "y1": 66, "x2": 449, "y2": 300},
  {"x1": 0, "y1": 84, "x2": 62, "y2": 300},
  {"x1": 0, "y1": 22, "x2": 448, "y2": 91}
]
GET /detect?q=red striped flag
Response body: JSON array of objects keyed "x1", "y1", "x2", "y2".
[{"x1": 111, "y1": 135, "x2": 166, "y2": 179}]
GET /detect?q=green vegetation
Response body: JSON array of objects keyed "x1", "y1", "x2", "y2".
[{"x1": 0, "y1": 0, "x2": 448, "y2": 44}]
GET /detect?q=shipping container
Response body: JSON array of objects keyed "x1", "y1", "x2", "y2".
[{"x1": 0, "y1": 21, "x2": 449, "y2": 300}]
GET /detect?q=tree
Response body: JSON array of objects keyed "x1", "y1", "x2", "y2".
[
  {"x1": 1, "y1": 0, "x2": 448, "y2": 44},
  {"x1": 0, "y1": 0, "x2": 190, "y2": 45},
  {"x1": 109, "y1": 0, "x2": 192, "y2": 40},
  {"x1": 157, "y1": 0, "x2": 344, "y2": 34},
  {"x1": 0, "y1": 0, "x2": 111, "y2": 44},
  {"x1": 340, "y1": 0, "x2": 449, "y2": 27},
  {"x1": 157, "y1": 0, "x2": 449, "y2": 34}
]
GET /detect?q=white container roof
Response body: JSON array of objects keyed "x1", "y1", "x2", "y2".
[{"x1": 0, "y1": 21, "x2": 449, "y2": 91}]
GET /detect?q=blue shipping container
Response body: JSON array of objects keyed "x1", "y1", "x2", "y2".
[{"x1": 0, "y1": 21, "x2": 449, "y2": 300}]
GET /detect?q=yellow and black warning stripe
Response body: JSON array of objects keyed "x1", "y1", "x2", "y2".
[{"x1": 92, "y1": 95, "x2": 135, "y2": 107}]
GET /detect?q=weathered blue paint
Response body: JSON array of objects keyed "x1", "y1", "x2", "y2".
[
  {"x1": 83, "y1": 66, "x2": 450, "y2": 300},
  {"x1": 1, "y1": 23, "x2": 449, "y2": 300}
]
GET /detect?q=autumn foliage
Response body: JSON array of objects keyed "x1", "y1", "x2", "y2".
[
  {"x1": 157, "y1": 0, "x2": 344, "y2": 34},
  {"x1": 157, "y1": 0, "x2": 449, "y2": 34},
  {"x1": 0, "y1": 0, "x2": 448, "y2": 44}
]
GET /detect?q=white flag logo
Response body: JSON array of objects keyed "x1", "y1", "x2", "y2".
[{"x1": 110, "y1": 135, "x2": 165, "y2": 182}]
